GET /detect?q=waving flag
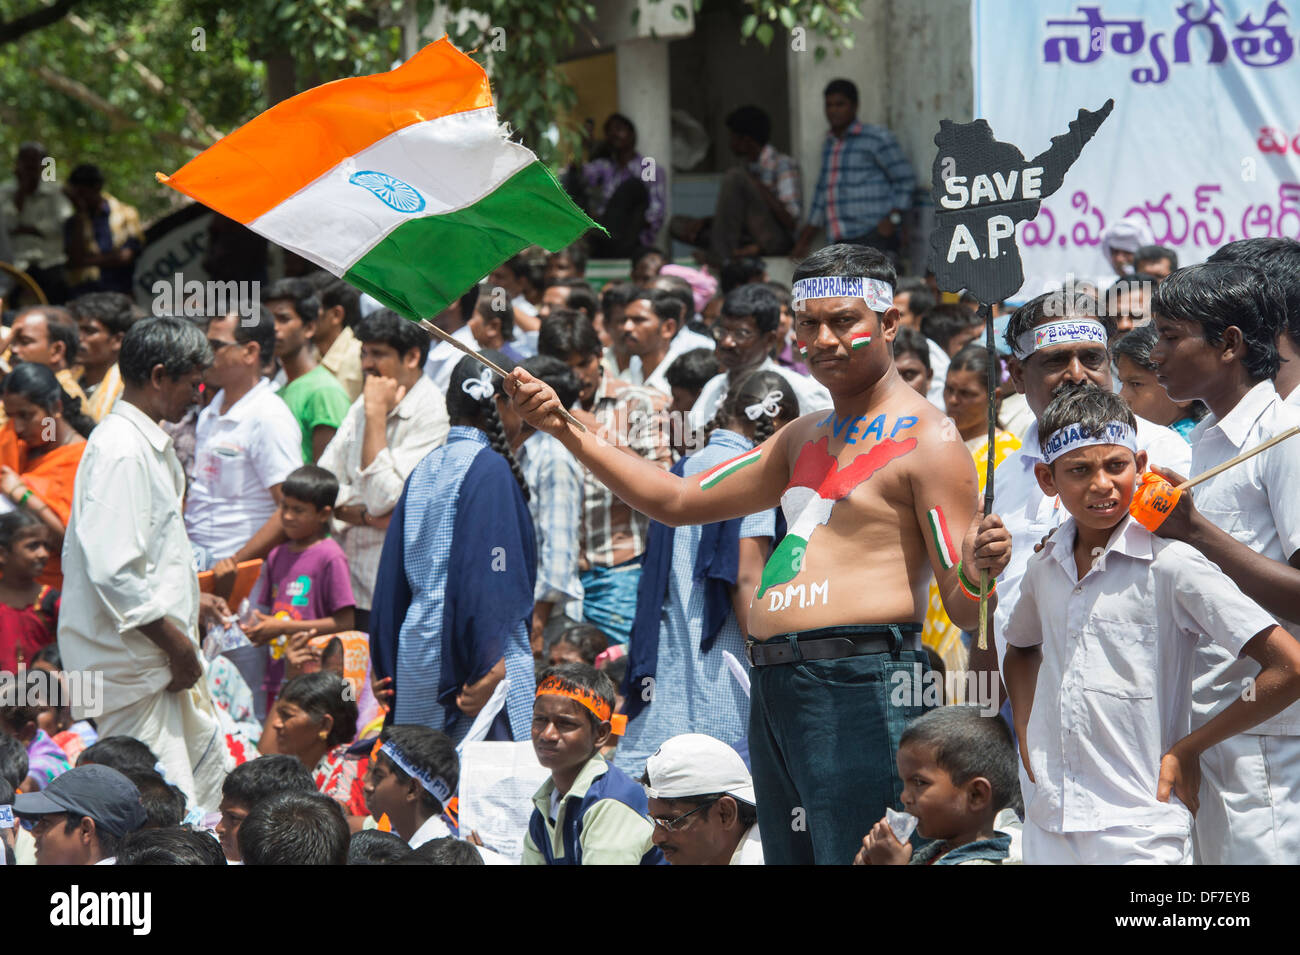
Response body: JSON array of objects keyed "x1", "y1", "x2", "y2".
[{"x1": 158, "y1": 38, "x2": 597, "y2": 319}]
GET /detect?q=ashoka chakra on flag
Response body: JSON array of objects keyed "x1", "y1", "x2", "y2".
[{"x1": 348, "y1": 170, "x2": 427, "y2": 213}]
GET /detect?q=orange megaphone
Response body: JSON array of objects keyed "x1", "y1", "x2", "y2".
[{"x1": 1129, "y1": 471, "x2": 1182, "y2": 532}]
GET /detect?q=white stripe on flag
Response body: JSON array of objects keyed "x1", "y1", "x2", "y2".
[{"x1": 249, "y1": 107, "x2": 536, "y2": 273}]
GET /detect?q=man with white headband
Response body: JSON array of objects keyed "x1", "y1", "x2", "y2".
[
  {"x1": 975, "y1": 289, "x2": 1191, "y2": 700},
  {"x1": 507, "y1": 244, "x2": 1012, "y2": 865},
  {"x1": 1002, "y1": 387, "x2": 1300, "y2": 864}
]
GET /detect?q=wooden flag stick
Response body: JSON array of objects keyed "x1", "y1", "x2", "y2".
[
  {"x1": 417, "y1": 318, "x2": 588, "y2": 433},
  {"x1": 978, "y1": 302, "x2": 996, "y2": 652},
  {"x1": 1175, "y1": 425, "x2": 1300, "y2": 492}
]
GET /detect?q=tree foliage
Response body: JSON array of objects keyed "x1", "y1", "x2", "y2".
[{"x1": 0, "y1": 0, "x2": 860, "y2": 224}]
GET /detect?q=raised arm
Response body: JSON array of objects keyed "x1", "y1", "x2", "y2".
[{"x1": 507, "y1": 367, "x2": 790, "y2": 526}]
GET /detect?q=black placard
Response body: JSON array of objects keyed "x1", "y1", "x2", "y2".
[{"x1": 928, "y1": 100, "x2": 1114, "y2": 303}]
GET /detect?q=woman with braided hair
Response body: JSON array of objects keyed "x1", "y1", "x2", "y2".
[
  {"x1": 615, "y1": 369, "x2": 798, "y2": 773},
  {"x1": 370, "y1": 351, "x2": 538, "y2": 743}
]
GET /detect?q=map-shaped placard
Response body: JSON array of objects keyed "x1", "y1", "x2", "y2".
[{"x1": 928, "y1": 100, "x2": 1114, "y2": 304}]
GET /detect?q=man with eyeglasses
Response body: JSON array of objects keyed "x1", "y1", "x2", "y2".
[
  {"x1": 688, "y1": 284, "x2": 831, "y2": 433},
  {"x1": 641, "y1": 734, "x2": 763, "y2": 865},
  {"x1": 184, "y1": 305, "x2": 302, "y2": 716},
  {"x1": 13, "y1": 764, "x2": 148, "y2": 865},
  {"x1": 185, "y1": 306, "x2": 302, "y2": 584}
]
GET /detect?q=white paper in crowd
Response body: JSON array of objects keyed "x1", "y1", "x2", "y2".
[
  {"x1": 457, "y1": 740, "x2": 550, "y2": 863},
  {"x1": 202, "y1": 619, "x2": 252, "y2": 661},
  {"x1": 887, "y1": 807, "x2": 919, "y2": 844},
  {"x1": 722, "y1": 650, "x2": 751, "y2": 698},
  {"x1": 455, "y1": 679, "x2": 510, "y2": 752}
]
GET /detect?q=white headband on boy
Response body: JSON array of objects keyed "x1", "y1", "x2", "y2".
[
  {"x1": 379, "y1": 740, "x2": 452, "y2": 805},
  {"x1": 1014, "y1": 318, "x2": 1107, "y2": 358},
  {"x1": 791, "y1": 276, "x2": 894, "y2": 313},
  {"x1": 1042, "y1": 420, "x2": 1138, "y2": 464}
]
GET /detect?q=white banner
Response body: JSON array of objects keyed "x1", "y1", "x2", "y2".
[{"x1": 973, "y1": 0, "x2": 1300, "y2": 298}]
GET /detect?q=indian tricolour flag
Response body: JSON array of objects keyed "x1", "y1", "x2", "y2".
[{"x1": 157, "y1": 38, "x2": 597, "y2": 319}]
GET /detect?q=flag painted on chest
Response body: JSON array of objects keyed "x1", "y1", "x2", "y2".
[{"x1": 157, "y1": 39, "x2": 597, "y2": 320}]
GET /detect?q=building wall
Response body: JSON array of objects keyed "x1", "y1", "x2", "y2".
[{"x1": 668, "y1": 6, "x2": 791, "y2": 173}]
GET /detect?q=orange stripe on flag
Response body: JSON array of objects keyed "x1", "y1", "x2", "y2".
[{"x1": 157, "y1": 38, "x2": 493, "y2": 224}]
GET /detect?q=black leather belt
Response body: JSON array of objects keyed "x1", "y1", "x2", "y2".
[{"x1": 746, "y1": 624, "x2": 922, "y2": 667}]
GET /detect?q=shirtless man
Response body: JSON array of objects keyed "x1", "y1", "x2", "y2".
[{"x1": 508, "y1": 244, "x2": 1011, "y2": 864}]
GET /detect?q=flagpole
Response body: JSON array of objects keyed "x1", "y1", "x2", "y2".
[
  {"x1": 417, "y1": 319, "x2": 588, "y2": 433},
  {"x1": 977, "y1": 302, "x2": 996, "y2": 652}
]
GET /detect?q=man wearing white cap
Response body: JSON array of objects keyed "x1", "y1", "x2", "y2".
[
  {"x1": 640, "y1": 734, "x2": 763, "y2": 865},
  {"x1": 1098, "y1": 214, "x2": 1155, "y2": 280}
]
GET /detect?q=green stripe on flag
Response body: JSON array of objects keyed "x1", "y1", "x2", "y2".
[{"x1": 344, "y1": 162, "x2": 599, "y2": 321}]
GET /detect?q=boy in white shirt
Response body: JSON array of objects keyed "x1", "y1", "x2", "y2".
[
  {"x1": 1003, "y1": 387, "x2": 1300, "y2": 864},
  {"x1": 1148, "y1": 260, "x2": 1300, "y2": 863}
]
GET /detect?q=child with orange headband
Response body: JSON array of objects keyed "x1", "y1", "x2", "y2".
[
  {"x1": 522, "y1": 663, "x2": 663, "y2": 865},
  {"x1": 1002, "y1": 387, "x2": 1300, "y2": 864}
]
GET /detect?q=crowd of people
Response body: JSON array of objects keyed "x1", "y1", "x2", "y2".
[{"x1": 2, "y1": 78, "x2": 1300, "y2": 868}]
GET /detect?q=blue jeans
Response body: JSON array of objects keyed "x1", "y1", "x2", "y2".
[
  {"x1": 580, "y1": 558, "x2": 642, "y2": 645},
  {"x1": 748, "y1": 627, "x2": 933, "y2": 864}
]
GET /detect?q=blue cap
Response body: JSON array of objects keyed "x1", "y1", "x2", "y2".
[{"x1": 13, "y1": 764, "x2": 148, "y2": 839}]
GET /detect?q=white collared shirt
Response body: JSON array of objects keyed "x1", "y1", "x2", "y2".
[
  {"x1": 991, "y1": 414, "x2": 1191, "y2": 668},
  {"x1": 688, "y1": 357, "x2": 833, "y2": 432},
  {"x1": 1187, "y1": 380, "x2": 1300, "y2": 736},
  {"x1": 60, "y1": 401, "x2": 201, "y2": 716},
  {"x1": 1006, "y1": 515, "x2": 1274, "y2": 834},
  {"x1": 318, "y1": 375, "x2": 449, "y2": 609},
  {"x1": 926, "y1": 338, "x2": 950, "y2": 410},
  {"x1": 1285, "y1": 384, "x2": 1300, "y2": 407},
  {"x1": 626, "y1": 326, "x2": 717, "y2": 397},
  {"x1": 729, "y1": 824, "x2": 765, "y2": 865},
  {"x1": 184, "y1": 378, "x2": 303, "y2": 564}
]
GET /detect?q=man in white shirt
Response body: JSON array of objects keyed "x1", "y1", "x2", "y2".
[
  {"x1": 320, "y1": 308, "x2": 449, "y2": 633},
  {"x1": 186, "y1": 306, "x2": 302, "y2": 576},
  {"x1": 689, "y1": 284, "x2": 832, "y2": 432},
  {"x1": 61, "y1": 317, "x2": 231, "y2": 810},
  {"x1": 1147, "y1": 262, "x2": 1300, "y2": 864},
  {"x1": 633, "y1": 275, "x2": 716, "y2": 396},
  {"x1": 617, "y1": 289, "x2": 679, "y2": 397},
  {"x1": 641, "y1": 734, "x2": 763, "y2": 865},
  {"x1": 979, "y1": 290, "x2": 1192, "y2": 683}
]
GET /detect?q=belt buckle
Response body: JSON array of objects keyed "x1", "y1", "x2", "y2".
[{"x1": 745, "y1": 640, "x2": 758, "y2": 666}]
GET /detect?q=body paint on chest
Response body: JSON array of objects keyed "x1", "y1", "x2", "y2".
[
  {"x1": 816, "y1": 411, "x2": 918, "y2": 445},
  {"x1": 758, "y1": 434, "x2": 918, "y2": 597}
]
